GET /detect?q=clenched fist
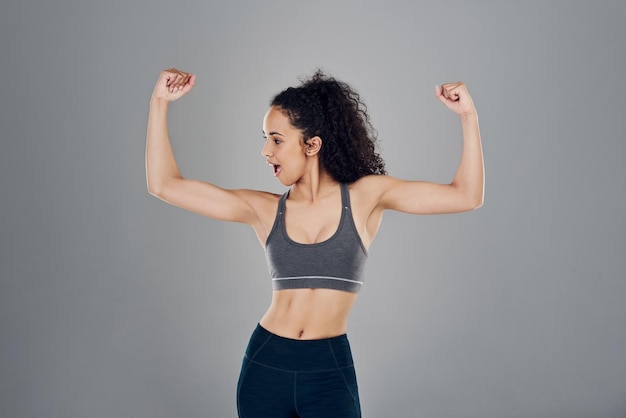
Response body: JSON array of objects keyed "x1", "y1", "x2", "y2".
[
  {"x1": 436, "y1": 82, "x2": 476, "y2": 116},
  {"x1": 151, "y1": 68, "x2": 196, "y2": 102}
]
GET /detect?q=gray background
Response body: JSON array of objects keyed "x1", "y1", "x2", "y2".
[{"x1": 1, "y1": 1, "x2": 625, "y2": 417}]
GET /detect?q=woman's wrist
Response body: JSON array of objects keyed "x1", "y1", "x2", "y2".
[
  {"x1": 459, "y1": 108, "x2": 477, "y2": 121},
  {"x1": 150, "y1": 96, "x2": 170, "y2": 108},
  {"x1": 149, "y1": 97, "x2": 171, "y2": 116}
]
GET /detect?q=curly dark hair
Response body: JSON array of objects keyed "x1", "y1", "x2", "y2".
[{"x1": 271, "y1": 70, "x2": 386, "y2": 183}]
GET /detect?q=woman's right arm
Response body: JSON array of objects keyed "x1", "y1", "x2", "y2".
[{"x1": 146, "y1": 69, "x2": 270, "y2": 225}]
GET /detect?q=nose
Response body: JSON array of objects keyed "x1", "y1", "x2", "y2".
[{"x1": 261, "y1": 140, "x2": 272, "y2": 157}]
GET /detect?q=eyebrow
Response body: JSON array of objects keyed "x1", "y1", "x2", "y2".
[{"x1": 262, "y1": 130, "x2": 285, "y2": 137}]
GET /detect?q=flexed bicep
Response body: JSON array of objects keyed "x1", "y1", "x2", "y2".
[
  {"x1": 379, "y1": 177, "x2": 479, "y2": 215},
  {"x1": 145, "y1": 68, "x2": 277, "y2": 231},
  {"x1": 151, "y1": 179, "x2": 275, "y2": 226}
]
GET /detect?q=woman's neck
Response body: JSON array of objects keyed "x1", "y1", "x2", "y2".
[{"x1": 290, "y1": 171, "x2": 339, "y2": 203}]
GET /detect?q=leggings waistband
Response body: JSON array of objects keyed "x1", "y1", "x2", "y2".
[{"x1": 245, "y1": 324, "x2": 354, "y2": 371}]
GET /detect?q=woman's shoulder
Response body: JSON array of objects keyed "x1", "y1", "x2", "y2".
[
  {"x1": 347, "y1": 175, "x2": 394, "y2": 209},
  {"x1": 350, "y1": 174, "x2": 397, "y2": 195},
  {"x1": 349, "y1": 174, "x2": 413, "y2": 212}
]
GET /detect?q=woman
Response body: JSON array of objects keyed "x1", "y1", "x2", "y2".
[{"x1": 146, "y1": 68, "x2": 483, "y2": 417}]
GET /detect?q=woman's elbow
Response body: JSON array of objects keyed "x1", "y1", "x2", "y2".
[
  {"x1": 147, "y1": 179, "x2": 165, "y2": 198},
  {"x1": 471, "y1": 200, "x2": 484, "y2": 211},
  {"x1": 457, "y1": 192, "x2": 483, "y2": 212},
  {"x1": 468, "y1": 194, "x2": 484, "y2": 211}
]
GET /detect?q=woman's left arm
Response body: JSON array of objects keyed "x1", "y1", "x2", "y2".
[{"x1": 375, "y1": 82, "x2": 484, "y2": 215}]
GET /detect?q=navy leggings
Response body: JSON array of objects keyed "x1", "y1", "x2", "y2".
[{"x1": 237, "y1": 324, "x2": 361, "y2": 417}]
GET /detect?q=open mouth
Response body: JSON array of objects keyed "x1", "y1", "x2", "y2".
[{"x1": 273, "y1": 164, "x2": 281, "y2": 176}]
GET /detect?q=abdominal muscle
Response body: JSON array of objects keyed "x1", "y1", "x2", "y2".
[{"x1": 259, "y1": 288, "x2": 357, "y2": 340}]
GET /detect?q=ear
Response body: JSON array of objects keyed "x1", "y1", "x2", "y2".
[{"x1": 304, "y1": 136, "x2": 322, "y2": 156}]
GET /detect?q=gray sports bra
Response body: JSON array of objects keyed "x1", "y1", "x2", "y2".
[{"x1": 265, "y1": 183, "x2": 368, "y2": 293}]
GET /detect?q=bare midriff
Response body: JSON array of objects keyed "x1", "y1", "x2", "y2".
[{"x1": 259, "y1": 288, "x2": 358, "y2": 340}]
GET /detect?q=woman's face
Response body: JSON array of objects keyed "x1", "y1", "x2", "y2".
[{"x1": 262, "y1": 106, "x2": 308, "y2": 185}]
